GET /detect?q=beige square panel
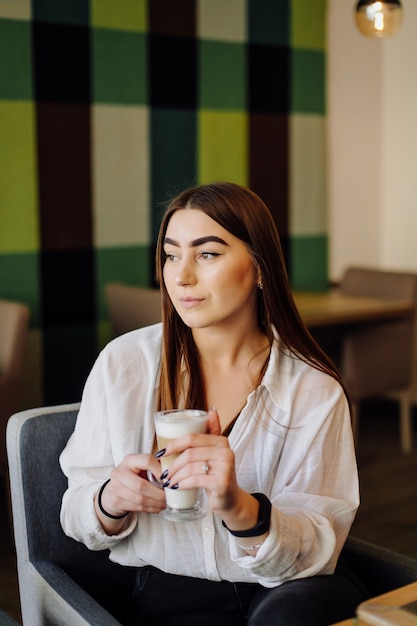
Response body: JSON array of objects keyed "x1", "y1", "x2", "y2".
[
  {"x1": 290, "y1": 114, "x2": 327, "y2": 236},
  {"x1": 92, "y1": 104, "x2": 150, "y2": 247},
  {"x1": 0, "y1": 0, "x2": 31, "y2": 19},
  {"x1": 197, "y1": 0, "x2": 246, "y2": 42}
]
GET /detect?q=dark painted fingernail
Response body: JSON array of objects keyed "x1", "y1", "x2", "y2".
[
  {"x1": 154, "y1": 449, "x2": 166, "y2": 458},
  {"x1": 170, "y1": 483, "x2": 179, "y2": 490},
  {"x1": 160, "y1": 469, "x2": 169, "y2": 480},
  {"x1": 162, "y1": 479, "x2": 171, "y2": 488}
]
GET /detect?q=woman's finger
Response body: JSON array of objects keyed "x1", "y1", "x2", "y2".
[{"x1": 207, "y1": 406, "x2": 221, "y2": 435}]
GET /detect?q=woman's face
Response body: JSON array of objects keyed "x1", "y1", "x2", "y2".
[{"x1": 163, "y1": 208, "x2": 260, "y2": 332}]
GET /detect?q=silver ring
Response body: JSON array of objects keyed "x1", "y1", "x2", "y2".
[{"x1": 202, "y1": 462, "x2": 209, "y2": 475}]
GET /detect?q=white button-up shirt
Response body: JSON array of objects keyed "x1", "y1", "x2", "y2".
[{"x1": 60, "y1": 323, "x2": 359, "y2": 588}]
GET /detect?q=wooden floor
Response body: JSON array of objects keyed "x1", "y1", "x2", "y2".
[
  {"x1": 0, "y1": 399, "x2": 416, "y2": 624},
  {"x1": 0, "y1": 476, "x2": 20, "y2": 624},
  {"x1": 351, "y1": 399, "x2": 417, "y2": 558}
]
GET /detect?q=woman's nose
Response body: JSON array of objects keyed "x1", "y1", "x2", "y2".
[{"x1": 175, "y1": 262, "x2": 196, "y2": 286}]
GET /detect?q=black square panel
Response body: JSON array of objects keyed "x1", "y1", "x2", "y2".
[
  {"x1": 33, "y1": 21, "x2": 90, "y2": 103},
  {"x1": 42, "y1": 324, "x2": 97, "y2": 405},
  {"x1": 149, "y1": 0, "x2": 196, "y2": 36},
  {"x1": 41, "y1": 248, "x2": 95, "y2": 327},
  {"x1": 248, "y1": 43, "x2": 289, "y2": 113},
  {"x1": 149, "y1": 34, "x2": 197, "y2": 108},
  {"x1": 36, "y1": 103, "x2": 92, "y2": 251}
]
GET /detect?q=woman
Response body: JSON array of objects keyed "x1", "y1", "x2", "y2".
[{"x1": 60, "y1": 182, "x2": 365, "y2": 625}]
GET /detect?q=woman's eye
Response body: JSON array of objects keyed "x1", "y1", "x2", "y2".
[
  {"x1": 200, "y1": 251, "x2": 220, "y2": 260},
  {"x1": 164, "y1": 252, "x2": 177, "y2": 262}
]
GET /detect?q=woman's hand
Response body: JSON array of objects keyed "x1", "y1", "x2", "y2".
[
  {"x1": 95, "y1": 453, "x2": 166, "y2": 535},
  {"x1": 160, "y1": 408, "x2": 260, "y2": 532}
]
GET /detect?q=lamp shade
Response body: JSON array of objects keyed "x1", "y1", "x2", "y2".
[{"x1": 355, "y1": 1, "x2": 403, "y2": 38}]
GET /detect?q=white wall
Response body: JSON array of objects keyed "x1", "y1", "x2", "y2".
[{"x1": 328, "y1": 0, "x2": 417, "y2": 281}]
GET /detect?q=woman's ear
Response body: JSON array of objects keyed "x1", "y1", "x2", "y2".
[
  {"x1": 257, "y1": 277, "x2": 263, "y2": 290},
  {"x1": 253, "y1": 261, "x2": 262, "y2": 289}
]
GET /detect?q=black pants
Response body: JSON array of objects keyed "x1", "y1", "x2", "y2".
[{"x1": 130, "y1": 563, "x2": 368, "y2": 626}]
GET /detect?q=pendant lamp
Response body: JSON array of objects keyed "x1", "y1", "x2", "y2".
[{"x1": 355, "y1": 1, "x2": 404, "y2": 38}]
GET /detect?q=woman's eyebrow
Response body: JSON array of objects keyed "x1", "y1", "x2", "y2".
[{"x1": 163, "y1": 236, "x2": 229, "y2": 247}]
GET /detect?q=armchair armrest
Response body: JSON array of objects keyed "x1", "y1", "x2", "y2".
[
  {"x1": 0, "y1": 609, "x2": 20, "y2": 625},
  {"x1": 30, "y1": 561, "x2": 123, "y2": 626},
  {"x1": 342, "y1": 537, "x2": 417, "y2": 597}
]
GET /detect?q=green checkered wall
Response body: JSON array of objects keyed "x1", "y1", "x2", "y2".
[{"x1": 0, "y1": 0, "x2": 328, "y2": 406}]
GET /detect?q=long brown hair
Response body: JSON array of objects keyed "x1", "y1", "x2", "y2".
[{"x1": 155, "y1": 182, "x2": 345, "y2": 410}]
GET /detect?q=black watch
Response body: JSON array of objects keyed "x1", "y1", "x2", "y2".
[{"x1": 222, "y1": 493, "x2": 271, "y2": 537}]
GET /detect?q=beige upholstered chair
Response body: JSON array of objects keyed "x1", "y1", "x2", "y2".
[
  {"x1": 0, "y1": 299, "x2": 30, "y2": 471},
  {"x1": 105, "y1": 283, "x2": 161, "y2": 338},
  {"x1": 339, "y1": 267, "x2": 417, "y2": 453}
]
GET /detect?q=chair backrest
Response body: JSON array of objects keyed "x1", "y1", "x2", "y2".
[
  {"x1": 0, "y1": 300, "x2": 30, "y2": 468},
  {"x1": 105, "y1": 283, "x2": 161, "y2": 337},
  {"x1": 6, "y1": 405, "x2": 135, "y2": 624},
  {"x1": 0, "y1": 300, "x2": 30, "y2": 381},
  {"x1": 340, "y1": 267, "x2": 417, "y2": 301},
  {"x1": 339, "y1": 267, "x2": 417, "y2": 401}
]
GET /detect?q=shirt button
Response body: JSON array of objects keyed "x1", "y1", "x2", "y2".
[{"x1": 204, "y1": 527, "x2": 212, "y2": 535}]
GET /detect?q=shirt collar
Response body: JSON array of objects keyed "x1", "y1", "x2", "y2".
[{"x1": 260, "y1": 335, "x2": 296, "y2": 414}]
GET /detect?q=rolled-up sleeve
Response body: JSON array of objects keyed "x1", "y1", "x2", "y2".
[
  {"x1": 60, "y1": 326, "x2": 162, "y2": 550},
  {"x1": 226, "y1": 370, "x2": 358, "y2": 587}
]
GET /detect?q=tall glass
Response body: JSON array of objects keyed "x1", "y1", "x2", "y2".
[{"x1": 154, "y1": 409, "x2": 208, "y2": 521}]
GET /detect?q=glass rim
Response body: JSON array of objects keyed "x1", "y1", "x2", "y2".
[{"x1": 154, "y1": 409, "x2": 208, "y2": 421}]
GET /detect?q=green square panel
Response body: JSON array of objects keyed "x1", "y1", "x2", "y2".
[
  {"x1": 33, "y1": 0, "x2": 89, "y2": 24},
  {"x1": 198, "y1": 110, "x2": 248, "y2": 186},
  {"x1": 95, "y1": 245, "x2": 151, "y2": 320},
  {"x1": 0, "y1": 252, "x2": 40, "y2": 326},
  {"x1": 92, "y1": 29, "x2": 147, "y2": 104},
  {"x1": 291, "y1": 49, "x2": 325, "y2": 114},
  {"x1": 97, "y1": 319, "x2": 112, "y2": 350},
  {"x1": 290, "y1": 234, "x2": 328, "y2": 291},
  {"x1": 291, "y1": 0, "x2": 326, "y2": 51},
  {"x1": 0, "y1": 19, "x2": 32, "y2": 100},
  {"x1": 0, "y1": 102, "x2": 39, "y2": 252},
  {"x1": 91, "y1": 0, "x2": 146, "y2": 31},
  {"x1": 199, "y1": 40, "x2": 246, "y2": 109}
]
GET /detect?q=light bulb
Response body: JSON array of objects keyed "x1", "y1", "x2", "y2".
[{"x1": 355, "y1": 0, "x2": 403, "y2": 38}]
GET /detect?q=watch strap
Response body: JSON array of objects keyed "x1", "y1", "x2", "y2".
[{"x1": 222, "y1": 492, "x2": 271, "y2": 537}]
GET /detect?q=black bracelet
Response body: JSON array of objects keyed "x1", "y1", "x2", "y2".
[
  {"x1": 97, "y1": 479, "x2": 129, "y2": 520},
  {"x1": 222, "y1": 493, "x2": 271, "y2": 537}
]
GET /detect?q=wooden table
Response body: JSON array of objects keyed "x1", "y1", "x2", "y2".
[
  {"x1": 332, "y1": 581, "x2": 417, "y2": 625},
  {"x1": 293, "y1": 291, "x2": 414, "y2": 328}
]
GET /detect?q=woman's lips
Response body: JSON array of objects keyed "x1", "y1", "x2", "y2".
[{"x1": 179, "y1": 297, "x2": 204, "y2": 309}]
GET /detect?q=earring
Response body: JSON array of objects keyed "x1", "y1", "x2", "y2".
[{"x1": 257, "y1": 281, "x2": 263, "y2": 290}]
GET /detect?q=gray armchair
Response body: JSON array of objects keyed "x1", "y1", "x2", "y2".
[
  {"x1": 0, "y1": 609, "x2": 20, "y2": 626},
  {"x1": 7, "y1": 404, "x2": 136, "y2": 626},
  {"x1": 6, "y1": 405, "x2": 417, "y2": 625}
]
